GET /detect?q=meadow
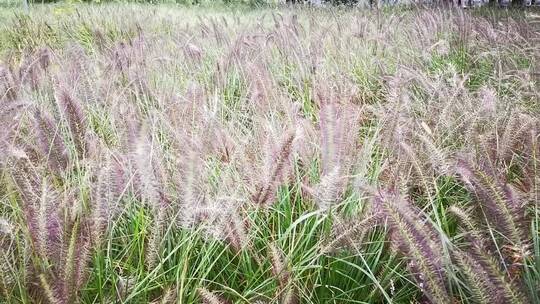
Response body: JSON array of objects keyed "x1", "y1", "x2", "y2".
[{"x1": 0, "y1": 3, "x2": 539, "y2": 303}]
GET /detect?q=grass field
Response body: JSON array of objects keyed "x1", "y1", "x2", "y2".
[{"x1": 0, "y1": 3, "x2": 539, "y2": 304}]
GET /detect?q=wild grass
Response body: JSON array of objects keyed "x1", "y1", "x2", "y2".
[{"x1": 0, "y1": 3, "x2": 539, "y2": 303}]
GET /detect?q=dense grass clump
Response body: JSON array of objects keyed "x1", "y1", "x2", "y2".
[{"x1": 0, "y1": 3, "x2": 539, "y2": 303}]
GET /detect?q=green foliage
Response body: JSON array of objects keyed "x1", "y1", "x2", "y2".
[{"x1": 0, "y1": 4, "x2": 538, "y2": 304}]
